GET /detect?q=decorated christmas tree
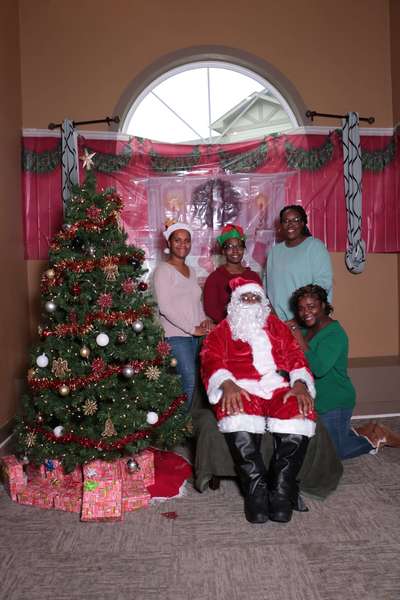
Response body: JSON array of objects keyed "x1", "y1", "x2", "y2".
[{"x1": 15, "y1": 156, "x2": 188, "y2": 473}]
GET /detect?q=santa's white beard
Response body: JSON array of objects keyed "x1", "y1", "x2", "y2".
[{"x1": 227, "y1": 299, "x2": 270, "y2": 343}]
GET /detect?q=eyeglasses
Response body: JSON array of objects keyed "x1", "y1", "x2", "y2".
[
  {"x1": 281, "y1": 217, "x2": 302, "y2": 225},
  {"x1": 240, "y1": 293, "x2": 262, "y2": 303},
  {"x1": 224, "y1": 242, "x2": 245, "y2": 251}
]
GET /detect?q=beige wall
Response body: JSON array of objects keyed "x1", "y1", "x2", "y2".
[
  {"x1": 17, "y1": 0, "x2": 399, "y2": 360},
  {"x1": 390, "y1": 0, "x2": 400, "y2": 125},
  {"x1": 19, "y1": 0, "x2": 393, "y2": 128},
  {"x1": 332, "y1": 254, "x2": 398, "y2": 357},
  {"x1": 0, "y1": 2, "x2": 29, "y2": 431}
]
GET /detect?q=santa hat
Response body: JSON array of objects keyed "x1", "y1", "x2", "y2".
[
  {"x1": 163, "y1": 222, "x2": 192, "y2": 242},
  {"x1": 229, "y1": 276, "x2": 265, "y2": 301},
  {"x1": 163, "y1": 221, "x2": 192, "y2": 254},
  {"x1": 217, "y1": 224, "x2": 246, "y2": 247}
]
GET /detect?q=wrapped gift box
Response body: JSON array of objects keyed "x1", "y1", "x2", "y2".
[
  {"x1": 0, "y1": 455, "x2": 27, "y2": 501},
  {"x1": 44, "y1": 459, "x2": 65, "y2": 481},
  {"x1": 122, "y1": 480, "x2": 151, "y2": 513},
  {"x1": 83, "y1": 460, "x2": 120, "y2": 482},
  {"x1": 26, "y1": 463, "x2": 46, "y2": 481},
  {"x1": 81, "y1": 479, "x2": 122, "y2": 522},
  {"x1": 119, "y1": 449, "x2": 155, "y2": 487},
  {"x1": 17, "y1": 480, "x2": 58, "y2": 509},
  {"x1": 54, "y1": 482, "x2": 82, "y2": 513},
  {"x1": 64, "y1": 465, "x2": 83, "y2": 484}
]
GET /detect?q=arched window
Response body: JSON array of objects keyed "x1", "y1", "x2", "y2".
[{"x1": 122, "y1": 61, "x2": 299, "y2": 144}]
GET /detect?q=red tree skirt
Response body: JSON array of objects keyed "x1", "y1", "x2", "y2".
[{"x1": 148, "y1": 449, "x2": 192, "y2": 501}]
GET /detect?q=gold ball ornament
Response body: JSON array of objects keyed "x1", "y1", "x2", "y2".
[
  {"x1": 80, "y1": 346, "x2": 90, "y2": 358},
  {"x1": 170, "y1": 357, "x2": 178, "y2": 367},
  {"x1": 45, "y1": 268, "x2": 56, "y2": 279},
  {"x1": 58, "y1": 384, "x2": 70, "y2": 396}
]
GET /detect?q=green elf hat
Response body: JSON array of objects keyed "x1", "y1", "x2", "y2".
[{"x1": 217, "y1": 224, "x2": 246, "y2": 247}]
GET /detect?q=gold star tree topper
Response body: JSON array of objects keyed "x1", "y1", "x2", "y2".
[{"x1": 80, "y1": 148, "x2": 96, "y2": 170}]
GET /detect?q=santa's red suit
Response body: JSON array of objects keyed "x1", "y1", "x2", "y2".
[{"x1": 201, "y1": 313, "x2": 317, "y2": 437}]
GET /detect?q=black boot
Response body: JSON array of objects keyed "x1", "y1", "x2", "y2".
[
  {"x1": 224, "y1": 431, "x2": 269, "y2": 524},
  {"x1": 268, "y1": 433, "x2": 309, "y2": 523}
]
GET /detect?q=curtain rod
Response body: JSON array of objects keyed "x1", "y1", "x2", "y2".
[
  {"x1": 48, "y1": 116, "x2": 120, "y2": 130},
  {"x1": 306, "y1": 110, "x2": 375, "y2": 124}
]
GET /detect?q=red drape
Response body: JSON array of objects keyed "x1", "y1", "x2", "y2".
[{"x1": 22, "y1": 131, "x2": 400, "y2": 260}]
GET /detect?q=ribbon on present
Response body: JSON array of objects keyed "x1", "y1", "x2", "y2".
[{"x1": 84, "y1": 480, "x2": 99, "y2": 492}]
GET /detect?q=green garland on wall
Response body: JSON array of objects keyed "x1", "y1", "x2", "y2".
[
  {"x1": 218, "y1": 140, "x2": 268, "y2": 173},
  {"x1": 149, "y1": 146, "x2": 201, "y2": 173},
  {"x1": 22, "y1": 141, "x2": 62, "y2": 174},
  {"x1": 20, "y1": 129, "x2": 399, "y2": 175},
  {"x1": 361, "y1": 135, "x2": 397, "y2": 172},
  {"x1": 285, "y1": 136, "x2": 334, "y2": 171},
  {"x1": 84, "y1": 141, "x2": 133, "y2": 173}
]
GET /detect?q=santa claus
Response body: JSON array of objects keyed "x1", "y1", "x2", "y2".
[{"x1": 200, "y1": 276, "x2": 316, "y2": 524}]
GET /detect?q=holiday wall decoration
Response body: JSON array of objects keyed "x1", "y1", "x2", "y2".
[{"x1": 14, "y1": 165, "x2": 189, "y2": 474}]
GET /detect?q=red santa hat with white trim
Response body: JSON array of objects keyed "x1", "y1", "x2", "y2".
[{"x1": 228, "y1": 276, "x2": 266, "y2": 302}]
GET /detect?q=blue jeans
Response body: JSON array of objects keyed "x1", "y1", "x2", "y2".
[
  {"x1": 166, "y1": 336, "x2": 200, "y2": 411},
  {"x1": 319, "y1": 408, "x2": 374, "y2": 459}
]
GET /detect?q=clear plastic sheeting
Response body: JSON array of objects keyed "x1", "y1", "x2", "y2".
[{"x1": 136, "y1": 172, "x2": 295, "y2": 281}]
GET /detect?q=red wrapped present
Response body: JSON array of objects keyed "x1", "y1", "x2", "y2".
[
  {"x1": 17, "y1": 480, "x2": 58, "y2": 509},
  {"x1": 81, "y1": 479, "x2": 122, "y2": 521},
  {"x1": 83, "y1": 460, "x2": 120, "y2": 482},
  {"x1": 0, "y1": 455, "x2": 27, "y2": 501},
  {"x1": 26, "y1": 462, "x2": 46, "y2": 481},
  {"x1": 54, "y1": 482, "x2": 82, "y2": 513},
  {"x1": 44, "y1": 459, "x2": 65, "y2": 481},
  {"x1": 64, "y1": 465, "x2": 83, "y2": 484},
  {"x1": 119, "y1": 449, "x2": 155, "y2": 487},
  {"x1": 122, "y1": 480, "x2": 151, "y2": 512}
]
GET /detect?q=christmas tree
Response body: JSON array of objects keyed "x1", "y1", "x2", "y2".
[{"x1": 15, "y1": 155, "x2": 188, "y2": 472}]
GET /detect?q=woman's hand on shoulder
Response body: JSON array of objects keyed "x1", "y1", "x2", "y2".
[
  {"x1": 194, "y1": 319, "x2": 215, "y2": 336},
  {"x1": 286, "y1": 319, "x2": 301, "y2": 338},
  {"x1": 200, "y1": 318, "x2": 215, "y2": 334}
]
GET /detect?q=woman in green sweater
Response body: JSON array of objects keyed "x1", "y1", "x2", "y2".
[{"x1": 287, "y1": 284, "x2": 386, "y2": 459}]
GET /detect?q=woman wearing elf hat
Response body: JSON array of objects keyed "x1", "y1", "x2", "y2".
[
  {"x1": 153, "y1": 221, "x2": 214, "y2": 410},
  {"x1": 203, "y1": 224, "x2": 263, "y2": 324}
]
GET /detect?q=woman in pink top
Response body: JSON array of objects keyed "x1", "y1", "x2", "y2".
[{"x1": 153, "y1": 222, "x2": 213, "y2": 409}]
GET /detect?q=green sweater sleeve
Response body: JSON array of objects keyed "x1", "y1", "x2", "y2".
[{"x1": 305, "y1": 327, "x2": 346, "y2": 378}]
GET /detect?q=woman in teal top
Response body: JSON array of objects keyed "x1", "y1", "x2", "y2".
[
  {"x1": 287, "y1": 284, "x2": 379, "y2": 459},
  {"x1": 266, "y1": 205, "x2": 333, "y2": 320}
]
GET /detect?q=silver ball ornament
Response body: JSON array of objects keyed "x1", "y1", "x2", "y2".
[
  {"x1": 53, "y1": 425, "x2": 65, "y2": 438},
  {"x1": 122, "y1": 365, "x2": 134, "y2": 379},
  {"x1": 45, "y1": 300, "x2": 56, "y2": 313},
  {"x1": 132, "y1": 320, "x2": 144, "y2": 333},
  {"x1": 146, "y1": 411, "x2": 159, "y2": 425},
  {"x1": 126, "y1": 458, "x2": 140, "y2": 473},
  {"x1": 36, "y1": 353, "x2": 49, "y2": 368},
  {"x1": 170, "y1": 357, "x2": 178, "y2": 367},
  {"x1": 86, "y1": 245, "x2": 96, "y2": 257},
  {"x1": 58, "y1": 384, "x2": 70, "y2": 396}
]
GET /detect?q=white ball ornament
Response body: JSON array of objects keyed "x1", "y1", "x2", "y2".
[
  {"x1": 45, "y1": 300, "x2": 57, "y2": 313},
  {"x1": 132, "y1": 320, "x2": 144, "y2": 333},
  {"x1": 53, "y1": 425, "x2": 65, "y2": 438},
  {"x1": 96, "y1": 333, "x2": 110, "y2": 347},
  {"x1": 146, "y1": 411, "x2": 159, "y2": 425},
  {"x1": 36, "y1": 353, "x2": 49, "y2": 368},
  {"x1": 122, "y1": 365, "x2": 134, "y2": 378}
]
